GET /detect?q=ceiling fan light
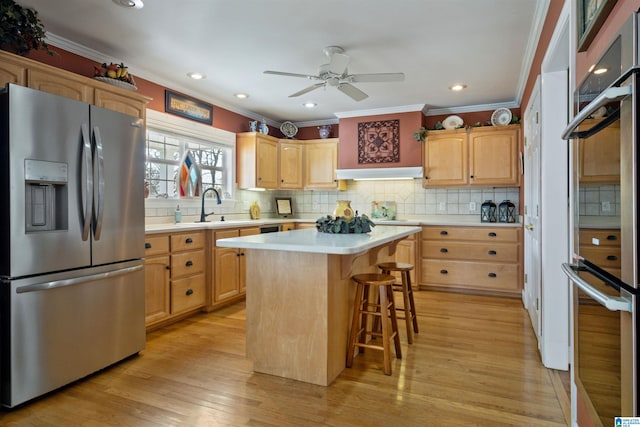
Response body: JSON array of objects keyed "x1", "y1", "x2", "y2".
[
  {"x1": 303, "y1": 102, "x2": 317, "y2": 108},
  {"x1": 112, "y1": 0, "x2": 144, "y2": 9}
]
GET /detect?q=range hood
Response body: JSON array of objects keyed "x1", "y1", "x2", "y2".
[{"x1": 335, "y1": 166, "x2": 423, "y2": 180}]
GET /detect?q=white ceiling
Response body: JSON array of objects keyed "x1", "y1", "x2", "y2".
[{"x1": 18, "y1": 0, "x2": 546, "y2": 127}]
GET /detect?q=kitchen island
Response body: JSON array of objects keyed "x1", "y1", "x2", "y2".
[{"x1": 216, "y1": 225, "x2": 421, "y2": 386}]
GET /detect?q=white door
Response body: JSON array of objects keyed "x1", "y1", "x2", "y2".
[{"x1": 524, "y1": 77, "x2": 542, "y2": 342}]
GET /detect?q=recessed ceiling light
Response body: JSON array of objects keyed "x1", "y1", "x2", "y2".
[
  {"x1": 234, "y1": 93, "x2": 249, "y2": 99},
  {"x1": 303, "y1": 102, "x2": 317, "y2": 108},
  {"x1": 449, "y1": 83, "x2": 467, "y2": 91},
  {"x1": 593, "y1": 67, "x2": 608, "y2": 75},
  {"x1": 112, "y1": 0, "x2": 144, "y2": 9},
  {"x1": 187, "y1": 72, "x2": 206, "y2": 80}
]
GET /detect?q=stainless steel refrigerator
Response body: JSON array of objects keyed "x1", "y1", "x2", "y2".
[{"x1": 0, "y1": 84, "x2": 145, "y2": 408}]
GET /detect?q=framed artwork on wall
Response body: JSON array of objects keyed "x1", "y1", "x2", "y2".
[
  {"x1": 165, "y1": 90, "x2": 213, "y2": 125},
  {"x1": 577, "y1": 0, "x2": 617, "y2": 52}
]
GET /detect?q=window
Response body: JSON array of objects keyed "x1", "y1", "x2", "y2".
[{"x1": 144, "y1": 110, "x2": 235, "y2": 200}]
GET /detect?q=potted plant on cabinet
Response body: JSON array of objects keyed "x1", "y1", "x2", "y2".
[{"x1": 0, "y1": 0, "x2": 54, "y2": 56}]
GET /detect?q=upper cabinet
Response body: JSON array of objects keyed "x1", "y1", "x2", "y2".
[
  {"x1": 278, "y1": 140, "x2": 303, "y2": 189},
  {"x1": 304, "y1": 138, "x2": 339, "y2": 190},
  {"x1": 0, "y1": 50, "x2": 150, "y2": 119},
  {"x1": 578, "y1": 119, "x2": 620, "y2": 184},
  {"x1": 236, "y1": 134, "x2": 339, "y2": 191},
  {"x1": 237, "y1": 132, "x2": 279, "y2": 190},
  {"x1": 423, "y1": 125, "x2": 520, "y2": 188}
]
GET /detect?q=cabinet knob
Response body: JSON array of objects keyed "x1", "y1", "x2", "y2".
[
  {"x1": 488, "y1": 250, "x2": 497, "y2": 255},
  {"x1": 185, "y1": 289, "x2": 194, "y2": 296},
  {"x1": 488, "y1": 232, "x2": 497, "y2": 237},
  {"x1": 440, "y1": 248, "x2": 448, "y2": 253},
  {"x1": 607, "y1": 255, "x2": 618, "y2": 261},
  {"x1": 258, "y1": 177, "x2": 262, "y2": 181},
  {"x1": 440, "y1": 269, "x2": 448, "y2": 274},
  {"x1": 470, "y1": 175, "x2": 475, "y2": 179},
  {"x1": 185, "y1": 237, "x2": 193, "y2": 244},
  {"x1": 440, "y1": 230, "x2": 448, "y2": 236},
  {"x1": 424, "y1": 176, "x2": 429, "y2": 180},
  {"x1": 185, "y1": 260, "x2": 193, "y2": 267},
  {"x1": 165, "y1": 265, "x2": 171, "y2": 270},
  {"x1": 488, "y1": 272, "x2": 497, "y2": 278},
  {"x1": 145, "y1": 242, "x2": 151, "y2": 249}
]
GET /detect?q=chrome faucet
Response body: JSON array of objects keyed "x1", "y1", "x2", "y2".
[{"x1": 198, "y1": 187, "x2": 222, "y2": 222}]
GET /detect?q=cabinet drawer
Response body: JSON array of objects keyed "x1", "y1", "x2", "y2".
[
  {"x1": 171, "y1": 231, "x2": 205, "y2": 252},
  {"x1": 422, "y1": 241, "x2": 518, "y2": 263},
  {"x1": 579, "y1": 246, "x2": 621, "y2": 268},
  {"x1": 171, "y1": 250, "x2": 205, "y2": 278},
  {"x1": 145, "y1": 235, "x2": 169, "y2": 257},
  {"x1": 171, "y1": 274, "x2": 206, "y2": 314},
  {"x1": 578, "y1": 229, "x2": 620, "y2": 247},
  {"x1": 422, "y1": 226, "x2": 519, "y2": 242},
  {"x1": 421, "y1": 259, "x2": 519, "y2": 291}
]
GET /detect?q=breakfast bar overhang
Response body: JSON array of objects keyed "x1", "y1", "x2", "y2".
[{"x1": 216, "y1": 225, "x2": 421, "y2": 386}]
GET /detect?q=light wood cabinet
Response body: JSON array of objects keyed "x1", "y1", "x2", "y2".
[
  {"x1": 304, "y1": 138, "x2": 338, "y2": 189},
  {"x1": 237, "y1": 132, "x2": 279, "y2": 189},
  {"x1": 0, "y1": 50, "x2": 150, "y2": 119},
  {"x1": 212, "y1": 227, "x2": 260, "y2": 306},
  {"x1": 420, "y1": 225, "x2": 522, "y2": 296},
  {"x1": 578, "y1": 228, "x2": 621, "y2": 289},
  {"x1": 281, "y1": 222, "x2": 295, "y2": 231},
  {"x1": 423, "y1": 125, "x2": 520, "y2": 188},
  {"x1": 579, "y1": 120, "x2": 620, "y2": 184},
  {"x1": 278, "y1": 140, "x2": 303, "y2": 189},
  {"x1": 296, "y1": 222, "x2": 316, "y2": 229},
  {"x1": 394, "y1": 232, "x2": 419, "y2": 284},
  {"x1": 144, "y1": 230, "x2": 206, "y2": 329}
]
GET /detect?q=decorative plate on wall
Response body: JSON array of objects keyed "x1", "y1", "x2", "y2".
[
  {"x1": 280, "y1": 121, "x2": 298, "y2": 138},
  {"x1": 491, "y1": 108, "x2": 512, "y2": 126},
  {"x1": 442, "y1": 115, "x2": 464, "y2": 130}
]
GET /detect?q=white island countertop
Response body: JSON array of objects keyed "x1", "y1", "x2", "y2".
[{"x1": 215, "y1": 225, "x2": 421, "y2": 255}]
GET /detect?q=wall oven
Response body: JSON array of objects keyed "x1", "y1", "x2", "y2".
[{"x1": 561, "y1": 11, "x2": 639, "y2": 426}]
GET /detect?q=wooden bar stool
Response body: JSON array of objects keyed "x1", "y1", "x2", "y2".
[
  {"x1": 377, "y1": 262, "x2": 419, "y2": 344},
  {"x1": 346, "y1": 273, "x2": 402, "y2": 376}
]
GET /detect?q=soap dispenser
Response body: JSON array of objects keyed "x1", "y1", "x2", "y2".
[{"x1": 174, "y1": 205, "x2": 182, "y2": 223}]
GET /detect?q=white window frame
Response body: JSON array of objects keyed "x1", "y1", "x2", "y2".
[{"x1": 145, "y1": 109, "x2": 236, "y2": 208}]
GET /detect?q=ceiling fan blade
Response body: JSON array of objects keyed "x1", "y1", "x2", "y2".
[
  {"x1": 337, "y1": 83, "x2": 368, "y2": 102},
  {"x1": 329, "y1": 53, "x2": 350, "y2": 75},
  {"x1": 288, "y1": 82, "x2": 325, "y2": 97},
  {"x1": 349, "y1": 72, "x2": 405, "y2": 83},
  {"x1": 264, "y1": 70, "x2": 320, "y2": 80}
]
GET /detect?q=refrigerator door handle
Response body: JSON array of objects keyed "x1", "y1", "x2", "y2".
[
  {"x1": 81, "y1": 123, "x2": 93, "y2": 241},
  {"x1": 562, "y1": 263, "x2": 632, "y2": 312},
  {"x1": 15, "y1": 264, "x2": 144, "y2": 294},
  {"x1": 92, "y1": 126, "x2": 105, "y2": 240}
]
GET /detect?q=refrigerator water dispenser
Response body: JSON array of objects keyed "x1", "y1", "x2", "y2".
[{"x1": 24, "y1": 159, "x2": 68, "y2": 232}]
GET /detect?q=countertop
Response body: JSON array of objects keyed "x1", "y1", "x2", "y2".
[
  {"x1": 145, "y1": 215, "x2": 522, "y2": 234},
  {"x1": 214, "y1": 225, "x2": 422, "y2": 255}
]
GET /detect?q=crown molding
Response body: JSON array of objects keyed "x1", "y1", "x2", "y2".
[
  {"x1": 424, "y1": 101, "x2": 520, "y2": 116},
  {"x1": 44, "y1": 32, "x2": 276, "y2": 126},
  {"x1": 334, "y1": 104, "x2": 426, "y2": 119}
]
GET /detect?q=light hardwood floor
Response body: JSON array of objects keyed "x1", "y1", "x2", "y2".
[{"x1": 1, "y1": 290, "x2": 570, "y2": 426}]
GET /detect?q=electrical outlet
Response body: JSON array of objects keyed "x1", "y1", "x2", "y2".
[
  {"x1": 469, "y1": 202, "x2": 476, "y2": 211},
  {"x1": 602, "y1": 201, "x2": 611, "y2": 212},
  {"x1": 438, "y1": 202, "x2": 446, "y2": 211}
]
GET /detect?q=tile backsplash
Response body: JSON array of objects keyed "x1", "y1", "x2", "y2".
[
  {"x1": 578, "y1": 184, "x2": 620, "y2": 216},
  {"x1": 145, "y1": 180, "x2": 520, "y2": 221}
]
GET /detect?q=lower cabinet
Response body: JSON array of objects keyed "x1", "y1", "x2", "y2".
[
  {"x1": 144, "y1": 230, "x2": 206, "y2": 329},
  {"x1": 394, "y1": 232, "x2": 419, "y2": 284},
  {"x1": 211, "y1": 227, "x2": 260, "y2": 308},
  {"x1": 420, "y1": 225, "x2": 522, "y2": 296}
]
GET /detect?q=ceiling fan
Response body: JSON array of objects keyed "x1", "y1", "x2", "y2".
[{"x1": 263, "y1": 46, "x2": 404, "y2": 102}]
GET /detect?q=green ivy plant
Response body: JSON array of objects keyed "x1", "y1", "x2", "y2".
[
  {"x1": 413, "y1": 126, "x2": 428, "y2": 142},
  {"x1": 0, "y1": 0, "x2": 54, "y2": 56},
  {"x1": 315, "y1": 213, "x2": 376, "y2": 234}
]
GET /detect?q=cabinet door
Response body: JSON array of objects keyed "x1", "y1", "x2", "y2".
[
  {"x1": 28, "y1": 68, "x2": 93, "y2": 103},
  {"x1": 94, "y1": 87, "x2": 147, "y2": 120},
  {"x1": 256, "y1": 137, "x2": 279, "y2": 189},
  {"x1": 468, "y1": 127, "x2": 519, "y2": 186},
  {"x1": 145, "y1": 255, "x2": 170, "y2": 325},
  {"x1": 423, "y1": 131, "x2": 468, "y2": 186},
  {"x1": 281, "y1": 222, "x2": 295, "y2": 231},
  {"x1": 395, "y1": 238, "x2": 416, "y2": 284},
  {"x1": 279, "y1": 141, "x2": 303, "y2": 189},
  {"x1": 579, "y1": 122, "x2": 620, "y2": 184},
  {"x1": 0, "y1": 59, "x2": 26, "y2": 86},
  {"x1": 238, "y1": 227, "x2": 260, "y2": 293},
  {"x1": 304, "y1": 139, "x2": 338, "y2": 189},
  {"x1": 214, "y1": 247, "x2": 240, "y2": 302}
]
